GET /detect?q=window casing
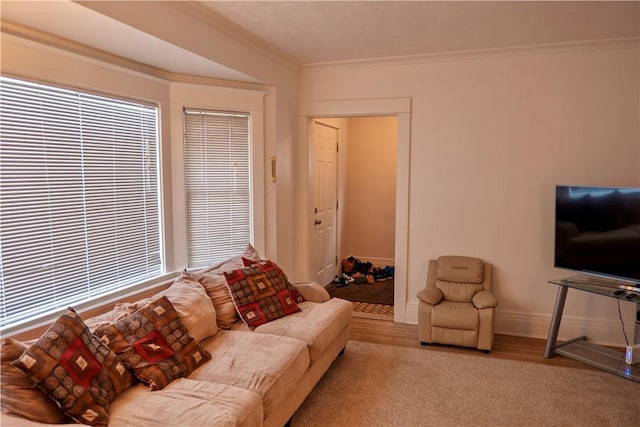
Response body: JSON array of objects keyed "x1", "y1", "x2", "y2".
[
  {"x1": 183, "y1": 109, "x2": 252, "y2": 269},
  {"x1": 0, "y1": 76, "x2": 162, "y2": 329}
]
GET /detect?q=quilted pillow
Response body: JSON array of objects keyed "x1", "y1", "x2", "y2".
[
  {"x1": 1, "y1": 338, "x2": 70, "y2": 424},
  {"x1": 224, "y1": 261, "x2": 301, "y2": 329},
  {"x1": 241, "y1": 258, "x2": 305, "y2": 304},
  {"x1": 94, "y1": 297, "x2": 211, "y2": 391},
  {"x1": 10, "y1": 308, "x2": 134, "y2": 427}
]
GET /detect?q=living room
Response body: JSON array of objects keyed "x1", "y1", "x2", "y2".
[{"x1": 1, "y1": 1, "x2": 639, "y2": 425}]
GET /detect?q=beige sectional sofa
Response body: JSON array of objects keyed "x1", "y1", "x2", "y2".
[{"x1": 1, "y1": 246, "x2": 352, "y2": 427}]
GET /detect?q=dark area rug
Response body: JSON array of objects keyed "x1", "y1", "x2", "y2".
[{"x1": 325, "y1": 279, "x2": 394, "y2": 305}]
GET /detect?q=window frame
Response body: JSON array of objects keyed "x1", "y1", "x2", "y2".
[
  {"x1": 183, "y1": 108, "x2": 253, "y2": 269},
  {"x1": 0, "y1": 75, "x2": 171, "y2": 335},
  {"x1": 0, "y1": 74, "x2": 267, "y2": 336},
  {"x1": 168, "y1": 83, "x2": 266, "y2": 270}
]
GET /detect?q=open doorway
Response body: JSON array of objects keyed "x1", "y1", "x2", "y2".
[
  {"x1": 313, "y1": 116, "x2": 398, "y2": 320},
  {"x1": 298, "y1": 96, "x2": 411, "y2": 324}
]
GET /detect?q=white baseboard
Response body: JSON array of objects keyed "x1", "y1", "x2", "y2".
[
  {"x1": 402, "y1": 304, "x2": 634, "y2": 347},
  {"x1": 495, "y1": 310, "x2": 633, "y2": 347},
  {"x1": 404, "y1": 301, "x2": 419, "y2": 325}
]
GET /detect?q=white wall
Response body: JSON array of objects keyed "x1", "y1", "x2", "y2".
[
  {"x1": 299, "y1": 40, "x2": 640, "y2": 345},
  {"x1": 346, "y1": 116, "x2": 397, "y2": 265}
]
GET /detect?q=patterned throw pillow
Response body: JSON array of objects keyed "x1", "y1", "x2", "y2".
[
  {"x1": 241, "y1": 258, "x2": 305, "y2": 304},
  {"x1": 1, "y1": 338, "x2": 70, "y2": 424},
  {"x1": 94, "y1": 297, "x2": 211, "y2": 391},
  {"x1": 224, "y1": 261, "x2": 301, "y2": 329},
  {"x1": 10, "y1": 308, "x2": 134, "y2": 427}
]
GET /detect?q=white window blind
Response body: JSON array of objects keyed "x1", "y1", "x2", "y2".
[
  {"x1": 183, "y1": 109, "x2": 251, "y2": 269},
  {"x1": 0, "y1": 76, "x2": 162, "y2": 329}
]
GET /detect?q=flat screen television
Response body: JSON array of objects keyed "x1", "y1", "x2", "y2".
[{"x1": 554, "y1": 185, "x2": 640, "y2": 285}]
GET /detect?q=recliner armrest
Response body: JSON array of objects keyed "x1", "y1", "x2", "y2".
[
  {"x1": 292, "y1": 281, "x2": 331, "y2": 303},
  {"x1": 417, "y1": 287, "x2": 443, "y2": 305},
  {"x1": 472, "y1": 290, "x2": 498, "y2": 309}
]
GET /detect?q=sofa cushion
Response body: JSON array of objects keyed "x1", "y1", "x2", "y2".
[
  {"x1": 160, "y1": 271, "x2": 217, "y2": 342},
  {"x1": 436, "y1": 256, "x2": 484, "y2": 283},
  {"x1": 85, "y1": 272, "x2": 217, "y2": 343},
  {"x1": 194, "y1": 271, "x2": 239, "y2": 330},
  {"x1": 0, "y1": 338, "x2": 70, "y2": 424},
  {"x1": 194, "y1": 330, "x2": 310, "y2": 419},
  {"x1": 224, "y1": 263, "x2": 301, "y2": 329},
  {"x1": 11, "y1": 308, "x2": 134, "y2": 427},
  {"x1": 94, "y1": 297, "x2": 211, "y2": 391},
  {"x1": 201, "y1": 244, "x2": 261, "y2": 273},
  {"x1": 84, "y1": 301, "x2": 145, "y2": 332},
  {"x1": 291, "y1": 281, "x2": 330, "y2": 303},
  {"x1": 243, "y1": 299, "x2": 353, "y2": 364},
  {"x1": 108, "y1": 379, "x2": 263, "y2": 427},
  {"x1": 194, "y1": 245, "x2": 262, "y2": 330}
]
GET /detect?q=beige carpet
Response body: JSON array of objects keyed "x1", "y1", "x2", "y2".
[{"x1": 292, "y1": 341, "x2": 640, "y2": 427}]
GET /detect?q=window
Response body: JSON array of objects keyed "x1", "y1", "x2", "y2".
[
  {"x1": 183, "y1": 109, "x2": 252, "y2": 269},
  {"x1": 0, "y1": 76, "x2": 161, "y2": 329}
]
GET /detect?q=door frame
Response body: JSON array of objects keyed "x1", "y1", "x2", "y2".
[{"x1": 296, "y1": 98, "x2": 411, "y2": 323}]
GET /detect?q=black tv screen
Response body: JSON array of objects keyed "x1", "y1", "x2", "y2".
[{"x1": 554, "y1": 185, "x2": 640, "y2": 284}]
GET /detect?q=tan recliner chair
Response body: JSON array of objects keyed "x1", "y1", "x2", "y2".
[{"x1": 417, "y1": 256, "x2": 498, "y2": 352}]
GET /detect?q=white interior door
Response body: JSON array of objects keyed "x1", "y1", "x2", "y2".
[{"x1": 310, "y1": 121, "x2": 338, "y2": 285}]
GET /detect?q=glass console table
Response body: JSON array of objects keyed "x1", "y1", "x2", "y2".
[{"x1": 544, "y1": 274, "x2": 640, "y2": 382}]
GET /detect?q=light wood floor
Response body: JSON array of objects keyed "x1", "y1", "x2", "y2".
[{"x1": 349, "y1": 316, "x2": 602, "y2": 371}]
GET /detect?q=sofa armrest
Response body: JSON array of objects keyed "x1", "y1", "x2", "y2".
[
  {"x1": 472, "y1": 290, "x2": 498, "y2": 309},
  {"x1": 292, "y1": 281, "x2": 331, "y2": 303},
  {"x1": 417, "y1": 287, "x2": 443, "y2": 305}
]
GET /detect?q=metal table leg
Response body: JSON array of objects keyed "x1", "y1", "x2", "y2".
[{"x1": 544, "y1": 285, "x2": 568, "y2": 358}]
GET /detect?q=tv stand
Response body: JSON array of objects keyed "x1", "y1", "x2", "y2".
[{"x1": 544, "y1": 274, "x2": 640, "y2": 382}]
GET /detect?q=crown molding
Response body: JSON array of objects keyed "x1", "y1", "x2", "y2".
[
  {"x1": 1, "y1": 20, "x2": 171, "y2": 83},
  {"x1": 303, "y1": 37, "x2": 640, "y2": 73},
  {"x1": 182, "y1": 1, "x2": 300, "y2": 72},
  {"x1": 1, "y1": 21, "x2": 270, "y2": 92}
]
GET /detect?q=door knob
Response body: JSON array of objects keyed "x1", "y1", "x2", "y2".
[{"x1": 314, "y1": 219, "x2": 322, "y2": 225}]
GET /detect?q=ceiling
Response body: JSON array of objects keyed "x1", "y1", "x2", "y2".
[
  {"x1": 1, "y1": 1, "x2": 639, "y2": 82},
  {"x1": 202, "y1": 1, "x2": 640, "y2": 64}
]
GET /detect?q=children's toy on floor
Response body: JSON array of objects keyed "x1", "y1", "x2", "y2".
[
  {"x1": 337, "y1": 256, "x2": 394, "y2": 285},
  {"x1": 373, "y1": 265, "x2": 395, "y2": 281},
  {"x1": 333, "y1": 273, "x2": 353, "y2": 287}
]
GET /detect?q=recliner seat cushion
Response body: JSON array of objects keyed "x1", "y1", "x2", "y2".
[{"x1": 431, "y1": 301, "x2": 479, "y2": 330}]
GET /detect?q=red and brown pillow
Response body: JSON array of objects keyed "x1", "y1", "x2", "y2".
[
  {"x1": 224, "y1": 261, "x2": 301, "y2": 329},
  {"x1": 1, "y1": 338, "x2": 70, "y2": 424},
  {"x1": 94, "y1": 297, "x2": 211, "y2": 391},
  {"x1": 241, "y1": 258, "x2": 305, "y2": 304},
  {"x1": 10, "y1": 308, "x2": 134, "y2": 427}
]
